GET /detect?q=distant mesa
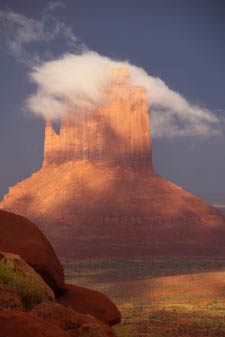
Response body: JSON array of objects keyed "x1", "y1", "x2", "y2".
[{"x1": 1, "y1": 67, "x2": 225, "y2": 258}]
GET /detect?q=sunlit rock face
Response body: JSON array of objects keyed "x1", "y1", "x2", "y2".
[
  {"x1": 43, "y1": 67, "x2": 152, "y2": 170},
  {"x1": 1, "y1": 67, "x2": 225, "y2": 258}
]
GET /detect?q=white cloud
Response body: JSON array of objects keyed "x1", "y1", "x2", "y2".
[
  {"x1": 27, "y1": 51, "x2": 222, "y2": 138},
  {"x1": 47, "y1": 1, "x2": 66, "y2": 11},
  {"x1": 0, "y1": 7, "x2": 222, "y2": 138},
  {"x1": 0, "y1": 8, "x2": 82, "y2": 66}
]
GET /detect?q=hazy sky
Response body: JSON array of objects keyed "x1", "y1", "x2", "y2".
[{"x1": 0, "y1": 0, "x2": 225, "y2": 205}]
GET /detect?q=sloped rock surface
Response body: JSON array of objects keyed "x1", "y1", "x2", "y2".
[
  {"x1": 71, "y1": 323, "x2": 108, "y2": 337},
  {"x1": 0, "y1": 309, "x2": 70, "y2": 337},
  {"x1": 56, "y1": 284, "x2": 121, "y2": 326},
  {"x1": 0, "y1": 284, "x2": 22, "y2": 310},
  {"x1": 0, "y1": 209, "x2": 65, "y2": 292},
  {"x1": 31, "y1": 301, "x2": 116, "y2": 337},
  {"x1": 0, "y1": 251, "x2": 55, "y2": 307}
]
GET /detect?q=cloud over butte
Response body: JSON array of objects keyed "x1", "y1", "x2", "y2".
[
  {"x1": 27, "y1": 51, "x2": 221, "y2": 138},
  {"x1": 0, "y1": 5, "x2": 222, "y2": 138},
  {"x1": 1, "y1": 65, "x2": 225, "y2": 259}
]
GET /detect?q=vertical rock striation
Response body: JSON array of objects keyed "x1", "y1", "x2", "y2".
[{"x1": 43, "y1": 67, "x2": 152, "y2": 170}]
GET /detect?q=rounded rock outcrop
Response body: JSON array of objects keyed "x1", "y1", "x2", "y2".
[
  {"x1": 31, "y1": 301, "x2": 116, "y2": 337},
  {"x1": 0, "y1": 251, "x2": 55, "y2": 309},
  {"x1": 0, "y1": 309, "x2": 70, "y2": 337},
  {"x1": 0, "y1": 284, "x2": 22, "y2": 310},
  {"x1": 56, "y1": 284, "x2": 121, "y2": 326},
  {"x1": 0, "y1": 209, "x2": 65, "y2": 293}
]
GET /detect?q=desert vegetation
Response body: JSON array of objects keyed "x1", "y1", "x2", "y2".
[
  {"x1": 0, "y1": 258, "x2": 47, "y2": 310},
  {"x1": 63, "y1": 258, "x2": 225, "y2": 337}
]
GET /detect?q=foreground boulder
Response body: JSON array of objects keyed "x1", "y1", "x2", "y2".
[
  {"x1": 56, "y1": 284, "x2": 121, "y2": 326},
  {"x1": 0, "y1": 209, "x2": 121, "y2": 333},
  {"x1": 31, "y1": 301, "x2": 116, "y2": 337},
  {"x1": 0, "y1": 284, "x2": 22, "y2": 310},
  {"x1": 71, "y1": 324, "x2": 108, "y2": 337},
  {"x1": 0, "y1": 309, "x2": 70, "y2": 337},
  {"x1": 0, "y1": 209, "x2": 65, "y2": 292},
  {"x1": 0, "y1": 252, "x2": 54, "y2": 310}
]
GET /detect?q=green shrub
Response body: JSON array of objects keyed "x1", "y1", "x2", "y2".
[{"x1": 0, "y1": 259, "x2": 46, "y2": 310}]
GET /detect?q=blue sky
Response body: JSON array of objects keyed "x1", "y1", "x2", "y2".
[{"x1": 0, "y1": 0, "x2": 225, "y2": 204}]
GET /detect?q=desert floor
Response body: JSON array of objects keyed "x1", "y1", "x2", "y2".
[{"x1": 63, "y1": 258, "x2": 225, "y2": 337}]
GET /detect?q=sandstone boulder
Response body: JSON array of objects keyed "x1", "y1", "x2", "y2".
[
  {"x1": 0, "y1": 284, "x2": 22, "y2": 310},
  {"x1": 0, "y1": 209, "x2": 65, "y2": 292},
  {"x1": 31, "y1": 301, "x2": 116, "y2": 337},
  {"x1": 71, "y1": 323, "x2": 108, "y2": 337},
  {"x1": 0, "y1": 309, "x2": 70, "y2": 337},
  {"x1": 56, "y1": 284, "x2": 121, "y2": 326},
  {"x1": 0, "y1": 252, "x2": 55, "y2": 309}
]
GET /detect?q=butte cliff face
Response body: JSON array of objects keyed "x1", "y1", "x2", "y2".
[
  {"x1": 43, "y1": 68, "x2": 152, "y2": 170},
  {"x1": 1, "y1": 67, "x2": 225, "y2": 258}
]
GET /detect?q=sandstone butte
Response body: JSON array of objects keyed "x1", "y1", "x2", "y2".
[{"x1": 1, "y1": 67, "x2": 225, "y2": 258}]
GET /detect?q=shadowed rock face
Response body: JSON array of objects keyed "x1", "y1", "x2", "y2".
[
  {"x1": 0, "y1": 251, "x2": 55, "y2": 305},
  {"x1": 31, "y1": 300, "x2": 117, "y2": 336},
  {"x1": 1, "y1": 67, "x2": 225, "y2": 258},
  {"x1": 0, "y1": 210, "x2": 65, "y2": 292},
  {"x1": 0, "y1": 309, "x2": 70, "y2": 337},
  {"x1": 0, "y1": 284, "x2": 22, "y2": 310},
  {"x1": 56, "y1": 284, "x2": 121, "y2": 326}
]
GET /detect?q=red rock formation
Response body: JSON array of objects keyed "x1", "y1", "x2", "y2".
[
  {"x1": 0, "y1": 309, "x2": 70, "y2": 337},
  {"x1": 0, "y1": 284, "x2": 22, "y2": 310},
  {"x1": 31, "y1": 301, "x2": 116, "y2": 337},
  {"x1": 0, "y1": 251, "x2": 55, "y2": 304},
  {"x1": 56, "y1": 284, "x2": 121, "y2": 326},
  {"x1": 43, "y1": 68, "x2": 152, "y2": 170},
  {"x1": 0, "y1": 210, "x2": 65, "y2": 293},
  {"x1": 0, "y1": 210, "x2": 121, "y2": 326},
  {"x1": 1, "y1": 67, "x2": 225, "y2": 258}
]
